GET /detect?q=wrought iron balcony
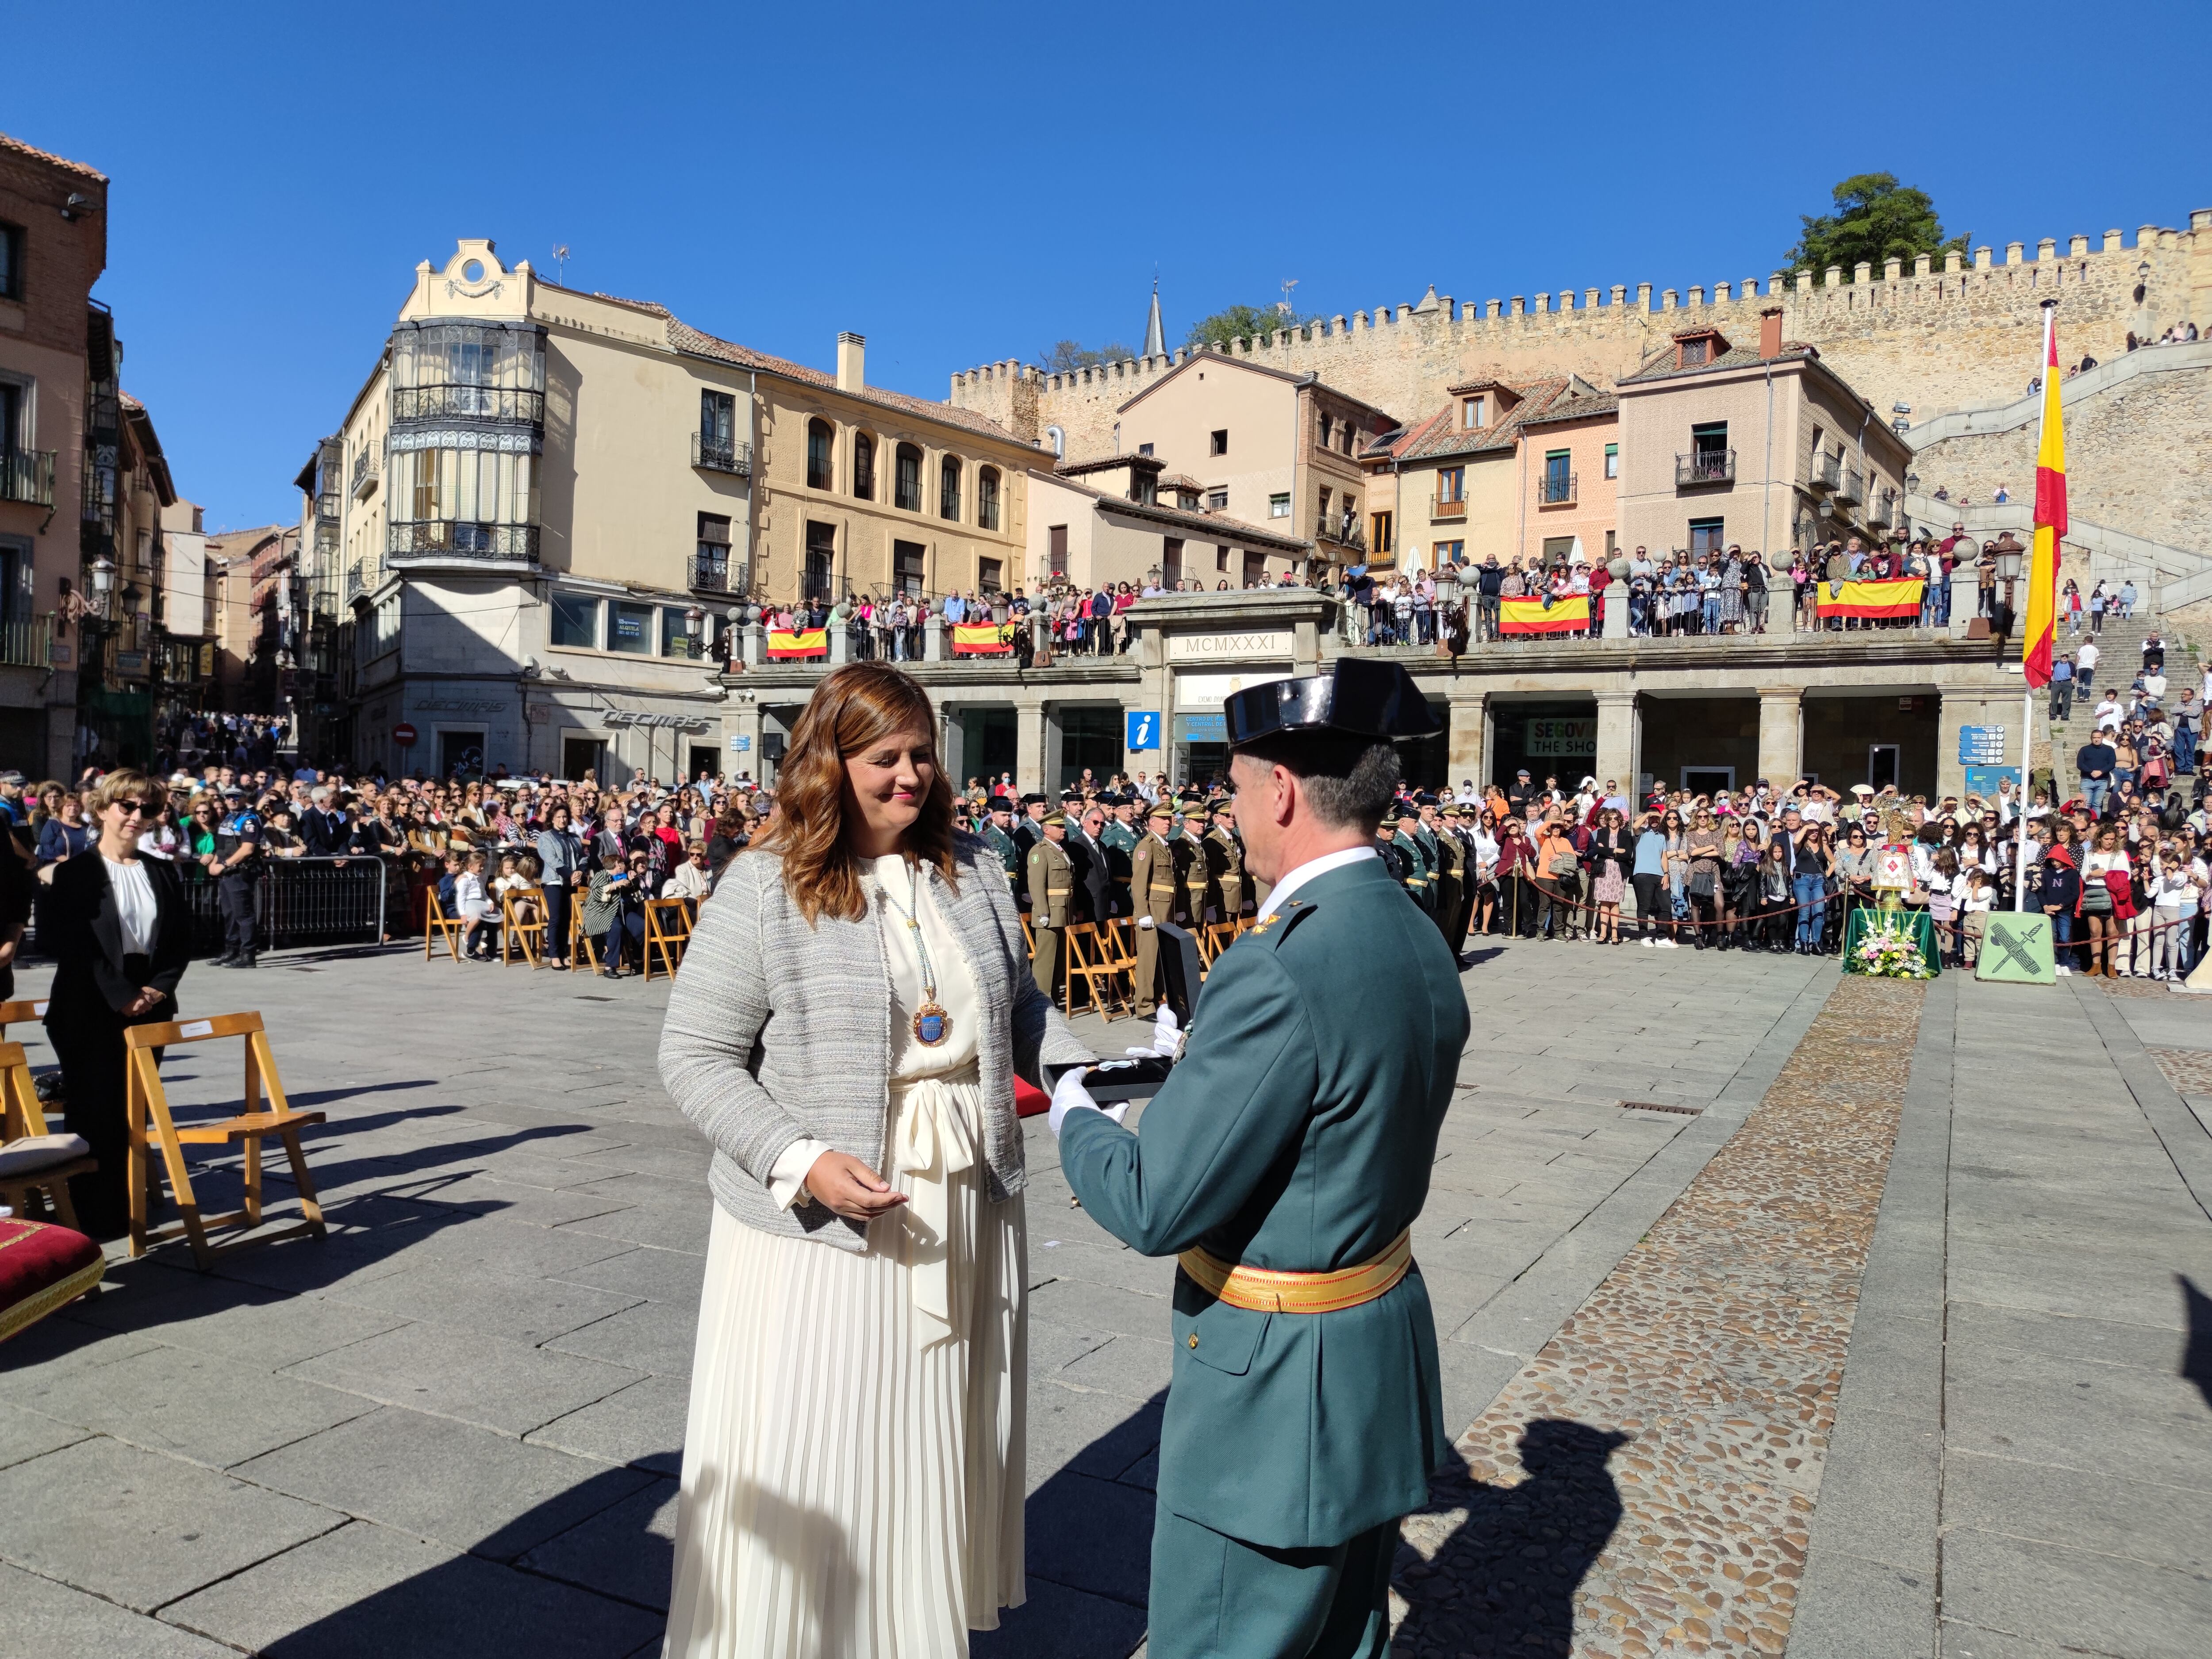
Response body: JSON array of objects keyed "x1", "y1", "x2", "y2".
[
  {"x1": 1812, "y1": 453, "x2": 1841, "y2": 492},
  {"x1": 345, "y1": 567, "x2": 365, "y2": 601},
  {"x1": 385, "y1": 520, "x2": 539, "y2": 565},
  {"x1": 351, "y1": 447, "x2": 380, "y2": 499},
  {"x1": 1430, "y1": 493, "x2": 1467, "y2": 521},
  {"x1": 693, "y1": 434, "x2": 752, "y2": 476},
  {"x1": 1318, "y1": 520, "x2": 1367, "y2": 552},
  {"x1": 0, "y1": 449, "x2": 55, "y2": 507},
  {"x1": 1868, "y1": 487, "x2": 1897, "y2": 527},
  {"x1": 690, "y1": 552, "x2": 749, "y2": 594},
  {"x1": 1539, "y1": 471, "x2": 1579, "y2": 506},
  {"x1": 0, "y1": 615, "x2": 49, "y2": 669},
  {"x1": 1676, "y1": 449, "x2": 1735, "y2": 487},
  {"x1": 1836, "y1": 467, "x2": 1864, "y2": 506},
  {"x1": 390, "y1": 384, "x2": 545, "y2": 426}
]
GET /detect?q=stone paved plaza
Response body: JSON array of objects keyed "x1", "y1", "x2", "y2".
[{"x1": 1, "y1": 937, "x2": 2208, "y2": 1657}]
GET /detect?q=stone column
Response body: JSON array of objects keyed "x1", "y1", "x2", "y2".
[
  {"x1": 1949, "y1": 565, "x2": 1981, "y2": 639},
  {"x1": 829, "y1": 618, "x2": 852, "y2": 664},
  {"x1": 724, "y1": 701, "x2": 765, "y2": 784},
  {"x1": 1594, "y1": 691, "x2": 1639, "y2": 796},
  {"x1": 1446, "y1": 691, "x2": 1487, "y2": 792},
  {"x1": 1014, "y1": 692, "x2": 1046, "y2": 796},
  {"x1": 925, "y1": 614, "x2": 947, "y2": 662},
  {"x1": 741, "y1": 623, "x2": 765, "y2": 667},
  {"x1": 1601, "y1": 583, "x2": 1628, "y2": 640},
  {"x1": 1757, "y1": 687, "x2": 1804, "y2": 787}
]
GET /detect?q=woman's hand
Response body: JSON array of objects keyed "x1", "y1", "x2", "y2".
[
  {"x1": 804, "y1": 1151, "x2": 908, "y2": 1221},
  {"x1": 122, "y1": 987, "x2": 163, "y2": 1018}
]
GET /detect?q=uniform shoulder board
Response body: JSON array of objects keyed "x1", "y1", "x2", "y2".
[{"x1": 1247, "y1": 898, "x2": 1319, "y2": 948}]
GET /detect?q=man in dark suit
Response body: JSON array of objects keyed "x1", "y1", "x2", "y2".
[{"x1": 1063, "y1": 802, "x2": 1113, "y2": 923}]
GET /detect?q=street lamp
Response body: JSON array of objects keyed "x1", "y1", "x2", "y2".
[
  {"x1": 1145, "y1": 563, "x2": 1163, "y2": 591},
  {"x1": 1995, "y1": 538, "x2": 2024, "y2": 639},
  {"x1": 88, "y1": 554, "x2": 115, "y2": 607}
]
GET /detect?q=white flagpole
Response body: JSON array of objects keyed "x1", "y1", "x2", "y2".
[{"x1": 2017, "y1": 302, "x2": 2055, "y2": 914}]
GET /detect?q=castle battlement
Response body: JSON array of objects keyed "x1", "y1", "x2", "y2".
[{"x1": 951, "y1": 211, "x2": 2212, "y2": 462}]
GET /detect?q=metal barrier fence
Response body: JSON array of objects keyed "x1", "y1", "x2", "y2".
[{"x1": 166, "y1": 856, "x2": 390, "y2": 957}]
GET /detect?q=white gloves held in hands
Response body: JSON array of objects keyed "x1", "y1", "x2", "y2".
[{"x1": 1048, "y1": 1068, "x2": 1127, "y2": 1136}]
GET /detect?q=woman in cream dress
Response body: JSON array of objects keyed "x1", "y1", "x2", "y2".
[{"x1": 660, "y1": 664, "x2": 1092, "y2": 1659}]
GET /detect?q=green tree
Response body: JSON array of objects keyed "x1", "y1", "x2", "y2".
[
  {"x1": 1783, "y1": 173, "x2": 1970, "y2": 275},
  {"x1": 1184, "y1": 303, "x2": 1317, "y2": 351},
  {"x1": 1041, "y1": 338, "x2": 1138, "y2": 373}
]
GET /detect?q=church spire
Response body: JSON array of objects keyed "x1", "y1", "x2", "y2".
[{"x1": 1141, "y1": 277, "x2": 1166, "y2": 360}]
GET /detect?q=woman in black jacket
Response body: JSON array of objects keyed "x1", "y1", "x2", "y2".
[
  {"x1": 42, "y1": 769, "x2": 194, "y2": 1239},
  {"x1": 1582, "y1": 807, "x2": 1634, "y2": 944}
]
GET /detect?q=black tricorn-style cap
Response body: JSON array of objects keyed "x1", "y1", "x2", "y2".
[{"x1": 1224, "y1": 658, "x2": 1443, "y2": 748}]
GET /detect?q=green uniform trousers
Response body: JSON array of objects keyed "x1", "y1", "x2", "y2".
[{"x1": 1147, "y1": 1508, "x2": 1395, "y2": 1659}]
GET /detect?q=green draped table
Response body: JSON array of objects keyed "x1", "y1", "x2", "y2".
[{"x1": 1842, "y1": 906, "x2": 1941, "y2": 977}]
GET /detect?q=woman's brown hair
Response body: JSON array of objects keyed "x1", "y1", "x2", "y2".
[{"x1": 752, "y1": 663, "x2": 959, "y2": 925}]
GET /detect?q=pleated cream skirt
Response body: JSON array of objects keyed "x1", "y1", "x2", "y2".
[{"x1": 663, "y1": 1075, "x2": 1026, "y2": 1659}]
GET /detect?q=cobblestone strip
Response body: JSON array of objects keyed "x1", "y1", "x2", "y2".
[{"x1": 1393, "y1": 975, "x2": 1926, "y2": 1659}]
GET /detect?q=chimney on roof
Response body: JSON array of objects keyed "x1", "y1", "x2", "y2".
[
  {"x1": 1758, "y1": 306, "x2": 1783, "y2": 361},
  {"x1": 837, "y1": 331, "x2": 866, "y2": 392}
]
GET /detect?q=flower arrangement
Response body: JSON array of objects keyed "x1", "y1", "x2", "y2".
[{"x1": 1852, "y1": 919, "x2": 1933, "y2": 979}]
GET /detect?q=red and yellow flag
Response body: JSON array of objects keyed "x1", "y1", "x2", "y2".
[
  {"x1": 2023, "y1": 305, "x2": 2065, "y2": 688},
  {"x1": 1500, "y1": 595, "x2": 1591, "y2": 635},
  {"x1": 1815, "y1": 577, "x2": 1925, "y2": 619},
  {"x1": 951, "y1": 622, "x2": 1014, "y2": 656},
  {"x1": 765, "y1": 628, "x2": 827, "y2": 659}
]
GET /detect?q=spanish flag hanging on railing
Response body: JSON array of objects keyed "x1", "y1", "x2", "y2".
[
  {"x1": 952, "y1": 622, "x2": 1015, "y2": 656},
  {"x1": 2022, "y1": 302, "x2": 2065, "y2": 689},
  {"x1": 765, "y1": 628, "x2": 827, "y2": 659},
  {"x1": 1499, "y1": 595, "x2": 1590, "y2": 635},
  {"x1": 1815, "y1": 578, "x2": 1925, "y2": 619}
]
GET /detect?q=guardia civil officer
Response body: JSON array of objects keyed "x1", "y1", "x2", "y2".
[
  {"x1": 979, "y1": 793, "x2": 1020, "y2": 890},
  {"x1": 209, "y1": 787, "x2": 264, "y2": 968},
  {"x1": 1051, "y1": 659, "x2": 1465, "y2": 1659},
  {"x1": 1026, "y1": 807, "x2": 1074, "y2": 998}
]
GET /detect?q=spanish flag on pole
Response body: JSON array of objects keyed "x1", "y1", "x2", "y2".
[{"x1": 2022, "y1": 301, "x2": 2065, "y2": 689}]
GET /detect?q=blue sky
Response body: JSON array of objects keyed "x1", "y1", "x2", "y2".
[{"x1": 8, "y1": 1, "x2": 2205, "y2": 531}]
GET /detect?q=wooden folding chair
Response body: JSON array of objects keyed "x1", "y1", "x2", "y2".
[
  {"x1": 1020, "y1": 913, "x2": 1036, "y2": 960},
  {"x1": 423, "y1": 891, "x2": 467, "y2": 963},
  {"x1": 501, "y1": 886, "x2": 549, "y2": 966},
  {"x1": 125, "y1": 1011, "x2": 327, "y2": 1267},
  {"x1": 0, "y1": 998, "x2": 48, "y2": 1039},
  {"x1": 643, "y1": 897, "x2": 693, "y2": 981},
  {"x1": 1200, "y1": 921, "x2": 1240, "y2": 968},
  {"x1": 1062, "y1": 922, "x2": 1130, "y2": 1020},
  {"x1": 0, "y1": 1040, "x2": 95, "y2": 1230},
  {"x1": 568, "y1": 902, "x2": 602, "y2": 972}
]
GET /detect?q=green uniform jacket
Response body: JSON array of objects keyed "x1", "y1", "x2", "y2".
[
  {"x1": 980, "y1": 823, "x2": 1020, "y2": 888},
  {"x1": 1060, "y1": 856, "x2": 1467, "y2": 1549}
]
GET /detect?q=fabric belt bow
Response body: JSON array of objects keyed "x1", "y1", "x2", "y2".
[{"x1": 891, "y1": 1073, "x2": 977, "y2": 1340}]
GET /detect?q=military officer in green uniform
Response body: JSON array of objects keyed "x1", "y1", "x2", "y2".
[
  {"x1": 1375, "y1": 806, "x2": 1416, "y2": 896},
  {"x1": 1129, "y1": 799, "x2": 1179, "y2": 1015},
  {"x1": 1392, "y1": 806, "x2": 1435, "y2": 915},
  {"x1": 1205, "y1": 801, "x2": 1246, "y2": 925},
  {"x1": 1100, "y1": 792, "x2": 1139, "y2": 917},
  {"x1": 979, "y1": 793, "x2": 1021, "y2": 893},
  {"x1": 1169, "y1": 799, "x2": 1204, "y2": 926},
  {"x1": 1026, "y1": 807, "x2": 1074, "y2": 999},
  {"x1": 1050, "y1": 659, "x2": 1465, "y2": 1659},
  {"x1": 1432, "y1": 801, "x2": 1468, "y2": 955}
]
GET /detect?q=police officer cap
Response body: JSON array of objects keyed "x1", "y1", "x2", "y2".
[
  {"x1": 1379, "y1": 806, "x2": 1403, "y2": 827},
  {"x1": 1021, "y1": 792, "x2": 1047, "y2": 806},
  {"x1": 1223, "y1": 658, "x2": 1443, "y2": 747},
  {"x1": 1041, "y1": 809, "x2": 1067, "y2": 827},
  {"x1": 1146, "y1": 800, "x2": 1174, "y2": 821},
  {"x1": 1415, "y1": 791, "x2": 1438, "y2": 806},
  {"x1": 987, "y1": 794, "x2": 1015, "y2": 812}
]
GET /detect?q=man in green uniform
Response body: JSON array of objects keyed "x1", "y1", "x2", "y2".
[
  {"x1": 1392, "y1": 806, "x2": 1435, "y2": 915},
  {"x1": 1433, "y1": 802, "x2": 1468, "y2": 956},
  {"x1": 1051, "y1": 659, "x2": 1465, "y2": 1659},
  {"x1": 1205, "y1": 802, "x2": 1246, "y2": 925},
  {"x1": 1129, "y1": 799, "x2": 1179, "y2": 1015},
  {"x1": 1027, "y1": 808, "x2": 1073, "y2": 998},
  {"x1": 1100, "y1": 792, "x2": 1139, "y2": 917},
  {"x1": 979, "y1": 793, "x2": 1021, "y2": 893},
  {"x1": 1169, "y1": 799, "x2": 1203, "y2": 926},
  {"x1": 1375, "y1": 806, "x2": 1416, "y2": 895}
]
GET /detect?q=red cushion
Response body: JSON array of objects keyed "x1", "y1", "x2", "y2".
[
  {"x1": 0, "y1": 1218, "x2": 104, "y2": 1344},
  {"x1": 1014, "y1": 1075, "x2": 1051, "y2": 1118}
]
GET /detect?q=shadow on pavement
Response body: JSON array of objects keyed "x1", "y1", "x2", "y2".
[
  {"x1": 2181, "y1": 1274, "x2": 2212, "y2": 1411},
  {"x1": 1392, "y1": 1418, "x2": 1627, "y2": 1659}
]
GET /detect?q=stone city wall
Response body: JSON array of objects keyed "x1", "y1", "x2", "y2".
[{"x1": 952, "y1": 215, "x2": 2212, "y2": 466}]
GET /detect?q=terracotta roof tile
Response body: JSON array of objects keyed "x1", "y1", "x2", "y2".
[
  {"x1": 1619, "y1": 342, "x2": 1816, "y2": 384},
  {"x1": 0, "y1": 131, "x2": 107, "y2": 184},
  {"x1": 1031, "y1": 470, "x2": 1311, "y2": 555}
]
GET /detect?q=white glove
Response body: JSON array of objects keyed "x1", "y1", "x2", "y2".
[
  {"x1": 1126, "y1": 1005, "x2": 1180, "y2": 1060},
  {"x1": 1048, "y1": 1067, "x2": 1127, "y2": 1137},
  {"x1": 1137, "y1": 915, "x2": 1155, "y2": 930}
]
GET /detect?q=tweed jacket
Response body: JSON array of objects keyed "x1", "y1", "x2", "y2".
[{"x1": 659, "y1": 834, "x2": 1095, "y2": 1249}]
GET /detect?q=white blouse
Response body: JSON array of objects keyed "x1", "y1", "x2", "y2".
[{"x1": 104, "y1": 856, "x2": 158, "y2": 956}]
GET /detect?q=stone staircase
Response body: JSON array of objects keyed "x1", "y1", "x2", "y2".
[{"x1": 2043, "y1": 610, "x2": 2200, "y2": 776}]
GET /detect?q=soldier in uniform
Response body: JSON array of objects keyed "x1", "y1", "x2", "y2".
[
  {"x1": 1129, "y1": 799, "x2": 1179, "y2": 1015},
  {"x1": 1375, "y1": 806, "x2": 1416, "y2": 895},
  {"x1": 1205, "y1": 801, "x2": 1246, "y2": 925},
  {"x1": 1026, "y1": 808, "x2": 1074, "y2": 998},
  {"x1": 979, "y1": 793, "x2": 1021, "y2": 892},
  {"x1": 209, "y1": 788, "x2": 264, "y2": 968},
  {"x1": 1049, "y1": 658, "x2": 1465, "y2": 1659},
  {"x1": 1168, "y1": 800, "x2": 1202, "y2": 926},
  {"x1": 1393, "y1": 806, "x2": 1436, "y2": 915},
  {"x1": 1100, "y1": 792, "x2": 1139, "y2": 917},
  {"x1": 1432, "y1": 800, "x2": 1467, "y2": 951},
  {"x1": 1011, "y1": 792, "x2": 1048, "y2": 910}
]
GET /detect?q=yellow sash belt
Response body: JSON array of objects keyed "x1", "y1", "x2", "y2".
[{"x1": 1178, "y1": 1228, "x2": 1413, "y2": 1314}]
